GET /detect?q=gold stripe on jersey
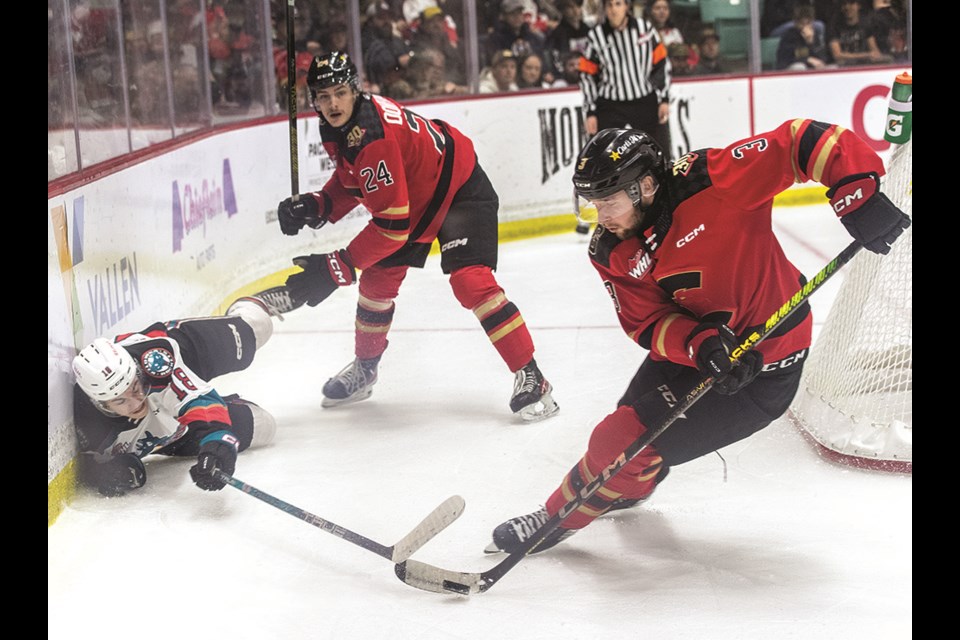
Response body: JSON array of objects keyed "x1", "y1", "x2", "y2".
[
  {"x1": 376, "y1": 229, "x2": 409, "y2": 242},
  {"x1": 376, "y1": 206, "x2": 408, "y2": 218},
  {"x1": 652, "y1": 312, "x2": 687, "y2": 358},
  {"x1": 810, "y1": 125, "x2": 846, "y2": 184}
]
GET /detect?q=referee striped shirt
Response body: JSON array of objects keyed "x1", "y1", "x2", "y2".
[{"x1": 579, "y1": 16, "x2": 671, "y2": 116}]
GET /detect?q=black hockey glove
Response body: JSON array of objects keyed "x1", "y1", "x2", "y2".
[
  {"x1": 189, "y1": 431, "x2": 239, "y2": 491},
  {"x1": 93, "y1": 453, "x2": 146, "y2": 497},
  {"x1": 277, "y1": 193, "x2": 330, "y2": 236},
  {"x1": 285, "y1": 250, "x2": 356, "y2": 307},
  {"x1": 827, "y1": 172, "x2": 911, "y2": 255},
  {"x1": 685, "y1": 322, "x2": 764, "y2": 395}
]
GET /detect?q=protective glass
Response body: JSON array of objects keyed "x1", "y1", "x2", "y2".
[{"x1": 576, "y1": 174, "x2": 659, "y2": 224}]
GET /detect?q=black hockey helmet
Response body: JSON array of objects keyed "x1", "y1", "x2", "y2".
[
  {"x1": 572, "y1": 129, "x2": 667, "y2": 206},
  {"x1": 307, "y1": 51, "x2": 361, "y2": 102}
]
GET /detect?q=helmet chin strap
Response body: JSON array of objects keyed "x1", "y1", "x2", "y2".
[{"x1": 635, "y1": 186, "x2": 671, "y2": 240}]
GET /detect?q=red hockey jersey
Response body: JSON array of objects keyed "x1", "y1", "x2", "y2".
[
  {"x1": 589, "y1": 118, "x2": 886, "y2": 367},
  {"x1": 317, "y1": 93, "x2": 478, "y2": 270}
]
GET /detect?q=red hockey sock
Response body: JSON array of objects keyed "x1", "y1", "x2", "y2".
[
  {"x1": 449, "y1": 265, "x2": 535, "y2": 371},
  {"x1": 545, "y1": 405, "x2": 663, "y2": 529}
]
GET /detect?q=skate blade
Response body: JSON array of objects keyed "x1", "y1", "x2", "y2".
[
  {"x1": 515, "y1": 394, "x2": 560, "y2": 422},
  {"x1": 483, "y1": 541, "x2": 504, "y2": 554},
  {"x1": 321, "y1": 387, "x2": 374, "y2": 408}
]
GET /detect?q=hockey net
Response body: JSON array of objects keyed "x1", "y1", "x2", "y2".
[{"x1": 788, "y1": 137, "x2": 912, "y2": 472}]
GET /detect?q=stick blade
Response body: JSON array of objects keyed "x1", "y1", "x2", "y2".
[
  {"x1": 389, "y1": 495, "x2": 466, "y2": 563},
  {"x1": 394, "y1": 559, "x2": 485, "y2": 595}
]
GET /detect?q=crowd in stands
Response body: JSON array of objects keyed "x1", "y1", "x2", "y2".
[{"x1": 58, "y1": 0, "x2": 910, "y2": 128}]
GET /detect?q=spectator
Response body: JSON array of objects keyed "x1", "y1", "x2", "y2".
[
  {"x1": 692, "y1": 25, "x2": 724, "y2": 75},
  {"x1": 865, "y1": 0, "x2": 908, "y2": 62},
  {"x1": 292, "y1": 1, "x2": 323, "y2": 54},
  {"x1": 361, "y1": 1, "x2": 413, "y2": 93},
  {"x1": 482, "y1": 0, "x2": 547, "y2": 69},
  {"x1": 543, "y1": 0, "x2": 590, "y2": 76},
  {"x1": 320, "y1": 21, "x2": 349, "y2": 55},
  {"x1": 479, "y1": 48, "x2": 521, "y2": 93},
  {"x1": 407, "y1": 46, "x2": 469, "y2": 97},
  {"x1": 645, "y1": 0, "x2": 683, "y2": 48},
  {"x1": 579, "y1": 0, "x2": 672, "y2": 158},
  {"x1": 776, "y1": 3, "x2": 829, "y2": 70},
  {"x1": 827, "y1": 0, "x2": 890, "y2": 67},
  {"x1": 411, "y1": 5, "x2": 467, "y2": 86},
  {"x1": 764, "y1": 1, "x2": 826, "y2": 41},
  {"x1": 383, "y1": 77, "x2": 416, "y2": 100},
  {"x1": 667, "y1": 41, "x2": 694, "y2": 76},
  {"x1": 517, "y1": 51, "x2": 553, "y2": 88},
  {"x1": 580, "y1": 0, "x2": 604, "y2": 26},
  {"x1": 552, "y1": 49, "x2": 583, "y2": 87},
  {"x1": 128, "y1": 20, "x2": 170, "y2": 124}
]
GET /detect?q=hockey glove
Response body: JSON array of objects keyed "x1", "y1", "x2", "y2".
[
  {"x1": 685, "y1": 322, "x2": 763, "y2": 395},
  {"x1": 285, "y1": 250, "x2": 356, "y2": 308},
  {"x1": 277, "y1": 193, "x2": 330, "y2": 236},
  {"x1": 827, "y1": 172, "x2": 911, "y2": 255},
  {"x1": 189, "y1": 431, "x2": 239, "y2": 491},
  {"x1": 93, "y1": 453, "x2": 146, "y2": 497}
]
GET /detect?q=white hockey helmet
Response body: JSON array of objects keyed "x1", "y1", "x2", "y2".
[{"x1": 72, "y1": 338, "x2": 139, "y2": 401}]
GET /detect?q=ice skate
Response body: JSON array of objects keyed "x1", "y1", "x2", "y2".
[
  {"x1": 321, "y1": 357, "x2": 380, "y2": 408},
  {"x1": 484, "y1": 506, "x2": 577, "y2": 555},
  {"x1": 226, "y1": 286, "x2": 303, "y2": 320},
  {"x1": 510, "y1": 359, "x2": 559, "y2": 421}
]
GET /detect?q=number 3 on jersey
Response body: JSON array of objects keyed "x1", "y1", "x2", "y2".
[{"x1": 360, "y1": 160, "x2": 394, "y2": 192}]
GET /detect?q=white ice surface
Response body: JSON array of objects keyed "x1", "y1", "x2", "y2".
[{"x1": 49, "y1": 204, "x2": 911, "y2": 639}]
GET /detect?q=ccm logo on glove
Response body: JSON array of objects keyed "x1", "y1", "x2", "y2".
[
  {"x1": 327, "y1": 253, "x2": 350, "y2": 285},
  {"x1": 829, "y1": 174, "x2": 876, "y2": 214}
]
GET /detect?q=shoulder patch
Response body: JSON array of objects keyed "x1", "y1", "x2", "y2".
[
  {"x1": 140, "y1": 347, "x2": 175, "y2": 379},
  {"x1": 669, "y1": 150, "x2": 712, "y2": 204}
]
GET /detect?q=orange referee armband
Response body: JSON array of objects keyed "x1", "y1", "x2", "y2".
[{"x1": 578, "y1": 56, "x2": 599, "y2": 75}]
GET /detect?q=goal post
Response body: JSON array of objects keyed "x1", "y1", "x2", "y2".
[{"x1": 788, "y1": 129, "x2": 912, "y2": 472}]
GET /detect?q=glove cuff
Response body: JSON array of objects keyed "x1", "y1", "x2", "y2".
[
  {"x1": 827, "y1": 172, "x2": 879, "y2": 217},
  {"x1": 326, "y1": 249, "x2": 355, "y2": 286},
  {"x1": 685, "y1": 322, "x2": 735, "y2": 362}
]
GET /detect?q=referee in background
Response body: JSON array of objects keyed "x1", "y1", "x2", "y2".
[{"x1": 578, "y1": 0, "x2": 673, "y2": 159}]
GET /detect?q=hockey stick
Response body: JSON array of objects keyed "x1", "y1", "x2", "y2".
[
  {"x1": 214, "y1": 470, "x2": 465, "y2": 562},
  {"x1": 285, "y1": 0, "x2": 299, "y2": 196},
  {"x1": 395, "y1": 240, "x2": 864, "y2": 595}
]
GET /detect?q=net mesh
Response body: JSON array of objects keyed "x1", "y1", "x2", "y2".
[{"x1": 789, "y1": 137, "x2": 912, "y2": 471}]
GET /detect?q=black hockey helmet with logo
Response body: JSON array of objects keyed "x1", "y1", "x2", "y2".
[
  {"x1": 572, "y1": 128, "x2": 667, "y2": 206},
  {"x1": 307, "y1": 51, "x2": 361, "y2": 102}
]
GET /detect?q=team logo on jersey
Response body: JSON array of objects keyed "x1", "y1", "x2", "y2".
[
  {"x1": 671, "y1": 152, "x2": 698, "y2": 177},
  {"x1": 627, "y1": 249, "x2": 653, "y2": 279},
  {"x1": 346, "y1": 125, "x2": 366, "y2": 147},
  {"x1": 140, "y1": 347, "x2": 175, "y2": 378}
]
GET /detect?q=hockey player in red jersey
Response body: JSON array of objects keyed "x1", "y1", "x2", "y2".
[
  {"x1": 486, "y1": 120, "x2": 910, "y2": 553},
  {"x1": 275, "y1": 51, "x2": 558, "y2": 421},
  {"x1": 71, "y1": 289, "x2": 298, "y2": 496}
]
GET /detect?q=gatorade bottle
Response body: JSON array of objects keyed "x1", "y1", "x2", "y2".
[{"x1": 884, "y1": 72, "x2": 912, "y2": 144}]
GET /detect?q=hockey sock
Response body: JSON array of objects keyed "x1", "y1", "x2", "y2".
[
  {"x1": 355, "y1": 294, "x2": 395, "y2": 360},
  {"x1": 545, "y1": 405, "x2": 663, "y2": 529},
  {"x1": 449, "y1": 265, "x2": 535, "y2": 371}
]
